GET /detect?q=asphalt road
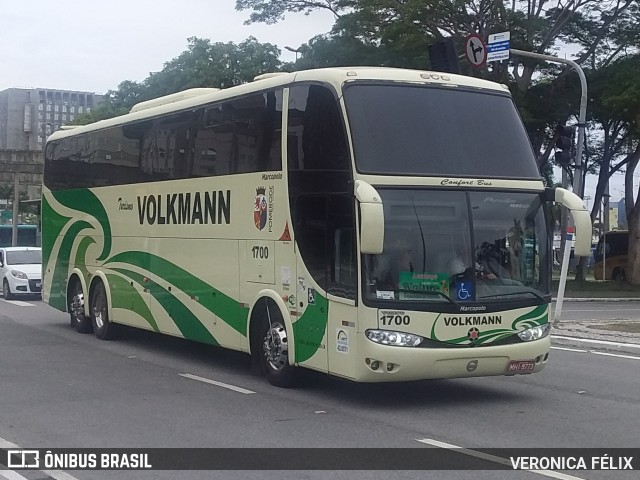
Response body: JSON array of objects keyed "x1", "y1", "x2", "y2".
[
  {"x1": 551, "y1": 301, "x2": 640, "y2": 322},
  {"x1": 1, "y1": 298, "x2": 639, "y2": 480}
]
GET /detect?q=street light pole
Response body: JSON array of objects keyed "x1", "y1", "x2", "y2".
[
  {"x1": 284, "y1": 45, "x2": 301, "y2": 62},
  {"x1": 12, "y1": 173, "x2": 19, "y2": 246}
]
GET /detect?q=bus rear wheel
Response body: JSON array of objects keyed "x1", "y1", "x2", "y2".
[
  {"x1": 90, "y1": 281, "x2": 118, "y2": 340},
  {"x1": 254, "y1": 303, "x2": 296, "y2": 387},
  {"x1": 69, "y1": 279, "x2": 92, "y2": 333}
]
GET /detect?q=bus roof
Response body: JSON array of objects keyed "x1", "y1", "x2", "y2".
[{"x1": 46, "y1": 66, "x2": 509, "y2": 143}]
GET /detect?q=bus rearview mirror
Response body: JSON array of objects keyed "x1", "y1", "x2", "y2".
[
  {"x1": 551, "y1": 187, "x2": 592, "y2": 257},
  {"x1": 354, "y1": 181, "x2": 384, "y2": 254}
]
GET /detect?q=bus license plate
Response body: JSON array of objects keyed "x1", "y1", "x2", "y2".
[{"x1": 507, "y1": 360, "x2": 535, "y2": 372}]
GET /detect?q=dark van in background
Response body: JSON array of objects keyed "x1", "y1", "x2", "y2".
[{"x1": 594, "y1": 230, "x2": 628, "y2": 281}]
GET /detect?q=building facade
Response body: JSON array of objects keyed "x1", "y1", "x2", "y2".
[
  {"x1": 0, "y1": 88, "x2": 103, "y2": 206},
  {"x1": 0, "y1": 88, "x2": 103, "y2": 151}
]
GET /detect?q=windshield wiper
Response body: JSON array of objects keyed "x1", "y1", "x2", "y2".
[
  {"x1": 396, "y1": 289, "x2": 456, "y2": 304},
  {"x1": 477, "y1": 289, "x2": 546, "y2": 302}
]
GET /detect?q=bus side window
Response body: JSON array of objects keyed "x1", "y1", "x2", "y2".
[
  {"x1": 192, "y1": 91, "x2": 282, "y2": 178},
  {"x1": 294, "y1": 195, "x2": 328, "y2": 291},
  {"x1": 288, "y1": 84, "x2": 354, "y2": 298},
  {"x1": 288, "y1": 85, "x2": 349, "y2": 172},
  {"x1": 328, "y1": 196, "x2": 356, "y2": 300}
]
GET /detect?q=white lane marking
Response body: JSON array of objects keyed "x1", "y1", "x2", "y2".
[
  {"x1": 590, "y1": 351, "x2": 640, "y2": 361},
  {"x1": 552, "y1": 345, "x2": 640, "y2": 360},
  {"x1": 0, "y1": 438, "x2": 20, "y2": 449},
  {"x1": 416, "y1": 438, "x2": 587, "y2": 480},
  {"x1": 0, "y1": 437, "x2": 81, "y2": 480},
  {"x1": 552, "y1": 335, "x2": 640, "y2": 350},
  {"x1": 558, "y1": 308, "x2": 640, "y2": 312},
  {"x1": 1, "y1": 300, "x2": 34, "y2": 307},
  {"x1": 180, "y1": 373, "x2": 255, "y2": 394},
  {"x1": 0, "y1": 471, "x2": 31, "y2": 480},
  {"x1": 550, "y1": 346, "x2": 587, "y2": 353},
  {"x1": 42, "y1": 470, "x2": 81, "y2": 480}
]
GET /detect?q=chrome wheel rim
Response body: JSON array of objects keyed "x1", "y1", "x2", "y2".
[
  {"x1": 93, "y1": 290, "x2": 106, "y2": 329},
  {"x1": 94, "y1": 308, "x2": 104, "y2": 329},
  {"x1": 70, "y1": 292, "x2": 84, "y2": 323},
  {"x1": 263, "y1": 322, "x2": 288, "y2": 371}
]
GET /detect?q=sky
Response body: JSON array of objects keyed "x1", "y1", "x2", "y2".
[{"x1": 0, "y1": 0, "x2": 336, "y2": 93}]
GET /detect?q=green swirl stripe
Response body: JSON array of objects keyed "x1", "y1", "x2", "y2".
[
  {"x1": 106, "y1": 274, "x2": 159, "y2": 332},
  {"x1": 512, "y1": 305, "x2": 548, "y2": 327},
  {"x1": 41, "y1": 194, "x2": 71, "y2": 270},
  {"x1": 52, "y1": 189, "x2": 112, "y2": 261},
  {"x1": 49, "y1": 220, "x2": 93, "y2": 311},
  {"x1": 111, "y1": 268, "x2": 218, "y2": 345},
  {"x1": 430, "y1": 305, "x2": 549, "y2": 345},
  {"x1": 74, "y1": 236, "x2": 96, "y2": 281},
  {"x1": 293, "y1": 293, "x2": 329, "y2": 363},
  {"x1": 107, "y1": 251, "x2": 247, "y2": 337}
]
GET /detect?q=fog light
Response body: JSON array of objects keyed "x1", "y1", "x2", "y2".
[
  {"x1": 370, "y1": 361, "x2": 380, "y2": 371},
  {"x1": 386, "y1": 363, "x2": 394, "y2": 372}
]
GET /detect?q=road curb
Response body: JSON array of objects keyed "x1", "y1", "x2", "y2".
[
  {"x1": 552, "y1": 297, "x2": 640, "y2": 302},
  {"x1": 551, "y1": 334, "x2": 640, "y2": 356}
]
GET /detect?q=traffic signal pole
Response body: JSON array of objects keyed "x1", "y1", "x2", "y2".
[{"x1": 510, "y1": 49, "x2": 588, "y2": 324}]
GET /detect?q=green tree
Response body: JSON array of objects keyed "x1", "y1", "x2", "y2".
[
  {"x1": 236, "y1": 0, "x2": 348, "y2": 24},
  {"x1": 73, "y1": 36, "x2": 283, "y2": 125},
  {"x1": 0, "y1": 184, "x2": 34, "y2": 222},
  {"x1": 585, "y1": 54, "x2": 640, "y2": 283},
  {"x1": 237, "y1": 0, "x2": 636, "y2": 134}
]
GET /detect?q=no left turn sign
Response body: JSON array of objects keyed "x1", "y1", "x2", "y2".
[{"x1": 465, "y1": 34, "x2": 486, "y2": 68}]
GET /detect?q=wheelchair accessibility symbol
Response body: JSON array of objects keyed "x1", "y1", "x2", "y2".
[{"x1": 455, "y1": 280, "x2": 473, "y2": 301}]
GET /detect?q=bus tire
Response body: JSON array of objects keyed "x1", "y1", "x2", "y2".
[
  {"x1": 69, "y1": 278, "x2": 92, "y2": 333},
  {"x1": 613, "y1": 268, "x2": 625, "y2": 282},
  {"x1": 254, "y1": 301, "x2": 296, "y2": 388},
  {"x1": 3, "y1": 279, "x2": 14, "y2": 300},
  {"x1": 90, "y1": 281, "x2": 118, "y2": 340}
]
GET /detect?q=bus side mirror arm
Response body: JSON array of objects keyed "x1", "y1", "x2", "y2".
[
  {"x1": 548, "y1": 187, "x2": 592, "y2": 257},
  {"x1": 354, "y1": 180, "x2": 384, "y2": 254}
]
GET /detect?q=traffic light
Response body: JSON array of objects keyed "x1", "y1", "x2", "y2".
[
  {"x1": 555, "y1": 124, "x2": 575, "y2": 166},
  {"x1": 428, "y1": 38, "x2": 460, "y2": 74}
]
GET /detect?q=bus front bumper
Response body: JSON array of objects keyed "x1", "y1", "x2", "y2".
[{"x1": 350, "y1": 335, "x2": 550, "y2": 382}]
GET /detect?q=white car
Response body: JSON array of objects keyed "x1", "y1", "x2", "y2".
[{"x1": 0, "y1": 247, "x2": 42, "y2": 299}]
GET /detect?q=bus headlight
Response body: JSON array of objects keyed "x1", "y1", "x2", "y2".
[
  {"x1": 366, "y1": 329, "x2": 424, "y2": 347},
  {"x1": 11, "y1": 270, "x2": 28, "y2": 280},
  {"x1": 517, "y1": 323, "x2": 551, "y2": 342}
]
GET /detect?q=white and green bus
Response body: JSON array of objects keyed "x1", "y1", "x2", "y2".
[{"x1": 43, "y1": 67, "x2": 591, "y2": 386}]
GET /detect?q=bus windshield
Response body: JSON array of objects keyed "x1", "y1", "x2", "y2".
[
  {"x1": 344, "y1": 83, "x2": 540, "y2": 179},
  {"x1": 364, "y1": 189, "x2": 550, "y2": 305}
]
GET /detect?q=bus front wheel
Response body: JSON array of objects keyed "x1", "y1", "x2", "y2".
[
  {"x1": 254, "y1": 302, "x2": 296, "y2": 387},
  {"x1": 90, "y1": 281, "x2": 118, "y2": 340}
]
